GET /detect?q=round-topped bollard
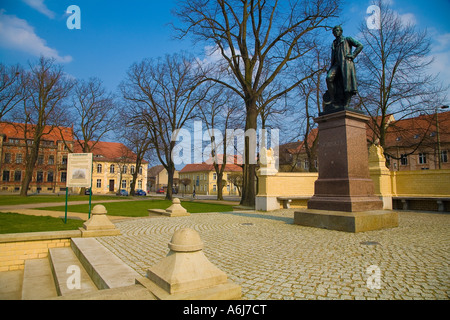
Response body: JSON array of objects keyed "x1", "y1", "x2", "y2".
[
  {"x1": 92, "y1": 204, "x2": 107, "y2": 215},
  {"x1": 168, "y1": 228, "x2": 203, "y2": 252}
]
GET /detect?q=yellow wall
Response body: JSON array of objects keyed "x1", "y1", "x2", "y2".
[
  {"x1": 391, "y1": 170, "x2": 450, "y2": 197},
  {"x1": 257, "y1": 169, "x2": 450, "y2": 210},
  {"x1": 258, "y1": 173, "x2": 317, "y2": 197}
]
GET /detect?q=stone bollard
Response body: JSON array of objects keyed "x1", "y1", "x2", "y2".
[
  {"x1": 80, "y1": 205, "x2": 121, "y2": 237},
  {"x1": 148, "y1": 198, "x2": 190, "y2": 217},
  {"x1": 139, "y1": 228, "x2": 241, "y2": 300}
]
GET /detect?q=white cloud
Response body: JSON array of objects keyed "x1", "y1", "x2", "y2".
[
  {"x1": 0, "y1": 10, "x2": 72, "y2": 63},
  {"x1": 398, "y1": 12, "x2": 417, "y2": 26},
  {"x1": 429, "y1": 30, "x2": 450, "y2": 89},
  {"x1": 22, "y1": 0, "x2": 55, "y2": 19}
]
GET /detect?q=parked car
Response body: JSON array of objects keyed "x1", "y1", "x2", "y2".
[
  {"x1": 156, "y1": 188, "x2": 165, "y2": 194},
  {"x1": 118, "y1": 189, "x2": 129, "y2": 196},
  {"x1": 84, "y1": 188, "x2": 91, "y2": 195},
  {"x1": 135, "y1": 189, "x2": 147, "y2": 196}
]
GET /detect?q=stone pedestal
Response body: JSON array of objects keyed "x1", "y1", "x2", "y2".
[
  {"x1": 295, "y1": 110, "x2": 397, "y2": 233},
  {"x1": 307, "y1": 110, "x2": 383, "y2": 212},
  {"x1": 80, "y1": 205, "x2": 121, "y2": 237},
  {"x1": 142, "y1": 228, "x2": 241, "y2": 300}
]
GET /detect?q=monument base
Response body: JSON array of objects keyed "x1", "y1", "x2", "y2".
[
  {"x1": 308, "y1": 194, "x2": 383, "y2": 212},
  {"x1": 294, "y1": 209, "x2": 398, "y2": 233}
]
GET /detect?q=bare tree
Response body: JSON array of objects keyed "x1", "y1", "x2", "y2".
[
  {"x1": 198, "y1": 85, "x2": 244, "y2": 200},
  {"x1": 61, "y1": 77, "x2": 118, "y2": 153},
  {"x1": 121, "y1": 53, "x2": 209, "y2": 200},
  {"x1": 0, "y1": 63, "x2": 25, "y2": 121},
  {"x1": 180, "y1": 178, "x2": 192, "y2": 196},
  {"x1": 358, "y1": 0, "x2": 448, "y2": 153},
  {"x1": 120, "y1": 122, "x2": 152, "y2": 196},
  {"x1": 174, "y1": 0, "x2": 340, "y2": 206},
  {"x1": 15, "y1": 57, "x2": 74, "y2": 196}
]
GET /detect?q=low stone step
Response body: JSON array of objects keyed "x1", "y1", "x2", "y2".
[
  {"x1": 48, "y1": 247, "x2": 98, "y2": 296},
  {"x1": 22, "y1": 259, "x2": 57, "y2": 300},
  {"x1": 71, "y1": 238, "x2": 140, "y2": 290}
]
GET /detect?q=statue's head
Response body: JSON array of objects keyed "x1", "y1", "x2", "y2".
[{"x1": 333, "y1": 25, "x2": 343, "y2": 37}]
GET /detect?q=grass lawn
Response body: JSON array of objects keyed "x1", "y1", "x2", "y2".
[
  {"x1": 38, "y1": 199, "x2": 234, "y2": 217},
  {"x1": 0, "y1": 212, "x2": 84, "y2": 234},
  {"x1": 0, "y1": 194, "x2": 118, "y2": 206}
]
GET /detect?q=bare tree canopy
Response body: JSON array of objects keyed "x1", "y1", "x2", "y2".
[
  {"x1": 69, "y1": 77, "x2": 118, "y2": 153},
  {"x1": 121, "y1": 52, "x2": 209, "y2": 200},
  {"x1": 358, "y1": 0, "x2": 448, "y2": 150},
  {"x1": 174, "y1": 0, "x2": 341, "y2": 206},
  {"x1": 13, "y1": 57, "x2": 74, "y2": 196},
  {"x1": 0, "y1": 63, "x2": 25, "y2": 121}
]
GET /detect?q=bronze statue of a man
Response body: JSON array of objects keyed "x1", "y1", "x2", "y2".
[{"x1": 324, "y1": 25, "x2": 363, "y2": 112}]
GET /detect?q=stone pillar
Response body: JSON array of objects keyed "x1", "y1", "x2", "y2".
[
  {"x1": 369, "y1": 144, "x2": 393, "y2": 210},
  {"x1": 140, "y1": 228, "x2": 241, "y2": 300},
  {"x1": 256, "y1": 148, "x2": 279, "y2": 211},
  {"x1": 80, "y1": 205, "x2": 121, "y2": 237},
  {"x1": 307, "y1": 110, "x2": 383, "y2": 212}
]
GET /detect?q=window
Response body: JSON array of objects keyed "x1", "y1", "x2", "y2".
[
  {"x1": 4, "y1": 153, "x2": 11, "y2": 164},
  {"x1": 122, "y1": 165, "x2": 127, "y2": 174},
  {"x1": 110, "y1": 165, "x2": 115, "y2": 174},
  {"x1": 61, "y1": 172, "x2": 67, "y2": 183},
  {"x1": 304, "y1": 159, "x2": 309, "y2": 170},
  {"x1": 213, "y1": 173, "x2": 217, "y2": 180},
  {"x1": 2, "y1": 171, "x2": 10, "y2": 182},
  {"x1": 122, "y1": 180, "x2": 127, "y2": 188},
  {"x1": 36, "y1": 171, "x2": 43, "y2": 183},
  {"x1": 419, "y1": 153, "x2": 427, "y2": 164},
  {"x1": 62, "y1": 156, "x2": 68, "y2": 165},
  {"x1": 14, "y1": 171, "x2": 22, "y2": 182},
  {"x1": 400, "y1": 154, "x2": 408, "y2": 166},
  {"x1": 138, "y1": 166, "x2": 142, "y2": 175},
  {"x1": 97, "y1": 164, "x2": 103, "y2": 174},
  {"x1": 9, "y1": 138, "x2": 20, "y2": 145},
  {"x1": 48, "y1": 155, "x2": 54, "y2": 165},
  {"x1": 16, "y1": 153, "x2": 22, "y2": 164},
  {"x1": 131, "y1": 166, "x2": 135, "y2": 175},
  {"x1": 47, "y1": 171, "x2": 54, "y2": 183},
  {"x1": 441, "y1": 151, "x2": 448, "y2": 164},
  {"x1": 213, "y1": 185, "x2": 217, "y2": 192},
  {"x1": 97, "y1": 179, "x2": 102, "y2": 188},
  {"x1": 138, "y1": 180, "x2": 142, "y2": 189},
  {"x1": 37, "y1": 155, "x2": 44, "y2": 165}
]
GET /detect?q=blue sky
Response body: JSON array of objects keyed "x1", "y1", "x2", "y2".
[{"x1": 1, "y1": 0, "x2": 449, "y2": 94}]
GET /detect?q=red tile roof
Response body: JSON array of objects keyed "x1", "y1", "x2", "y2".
[
  {"x1": 74, "y1": 140, "x2": 147, "y2": 163},
  {"x1": 0, "y1": 122, "x2": 73, "y2": 142}
]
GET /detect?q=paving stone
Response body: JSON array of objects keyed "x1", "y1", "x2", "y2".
[{"x1": 95, "y1": 210, "x2": 450, "y2": 300}]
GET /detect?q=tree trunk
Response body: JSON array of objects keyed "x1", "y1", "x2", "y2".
[
  {"x1": 240, "y1": 100, "x2": 258, "y2": 207},
  {"x1": 166, "y1": 164, "x2": 174, "y2": 201},
  {"x1": 20, "y1": 138, "x2": 40, "y2": 196},
  {"x1": 217, "y1": 172, "x2": 224, "y2": 201}
]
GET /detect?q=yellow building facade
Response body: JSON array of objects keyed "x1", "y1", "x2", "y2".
[
  {"x1": 179, "y1": 163, "x2": 242, "y2": 196},
  {"x1": 74, "y1": 141, "x2": 148, "y2": 195}
]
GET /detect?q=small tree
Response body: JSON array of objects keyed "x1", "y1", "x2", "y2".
[
  {"x1": 180, "y1": 178, "x2": 191, "y2": 196},
  {"x1": 227, "y1": 173, "x2": 243, "y2": 196}
]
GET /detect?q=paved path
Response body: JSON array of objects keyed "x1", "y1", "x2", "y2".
[{"x1": 96, "y1": 209, "x2": 450, "y2": 300}]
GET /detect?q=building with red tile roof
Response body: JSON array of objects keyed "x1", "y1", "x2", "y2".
[{"x1": 0, "y1": 122, "x2": 74, "y2": 193}]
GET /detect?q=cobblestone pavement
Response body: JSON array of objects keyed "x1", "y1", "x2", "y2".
[{"x1": 97, "y1": 210, "x2": 450, "y2": 300}]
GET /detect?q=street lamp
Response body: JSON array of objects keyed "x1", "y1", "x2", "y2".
[{"x1": 437, "y1": 105, "x2": 449, "y2": 169}]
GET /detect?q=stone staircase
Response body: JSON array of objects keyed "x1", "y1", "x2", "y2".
[{"x1": 10, "y1": 238, "x2": 156, "y2": 300}]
